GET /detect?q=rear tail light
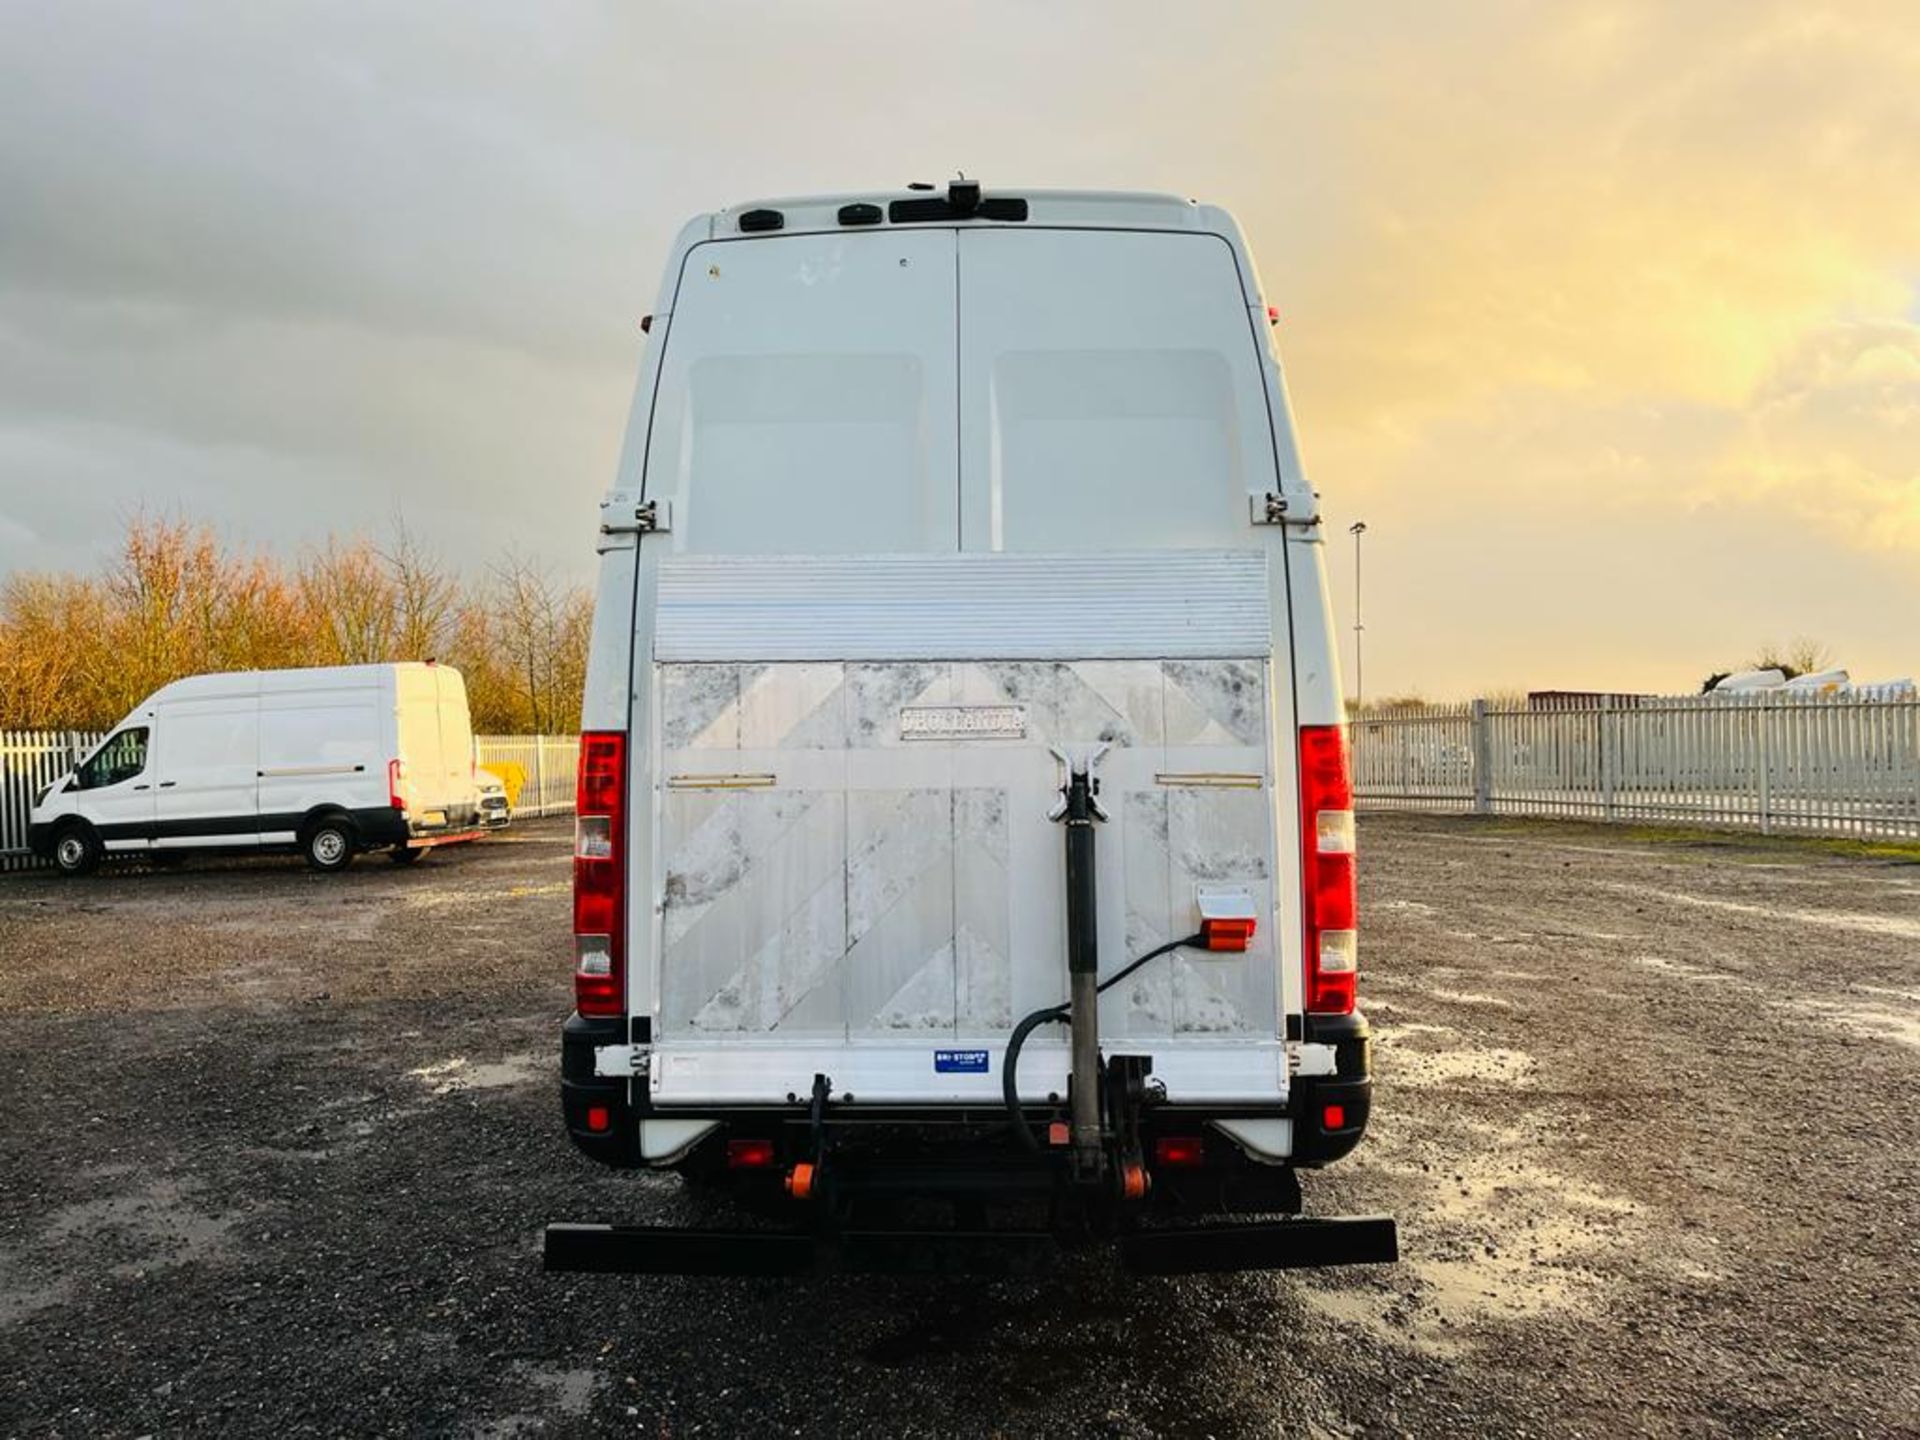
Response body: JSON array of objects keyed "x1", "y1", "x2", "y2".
[
  {"x1": 726, "y1": 1138, "x2": 775, "y2": 1169},
  {"x1": 388, "y1": 758, "x2": 407, "y2": 812},
  {"x1": 573, "y1": 731, "x2": 627, "y2": 1017},
  {"x1": 1300, "y1": 725, "x2": 1357, "y2": 1015},
  {"x1": 1153, "y1": 1135, "x2": 1206, "y2": 1168}
]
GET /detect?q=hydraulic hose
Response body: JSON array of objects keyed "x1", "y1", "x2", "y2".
[{"x1": 1002, "y1": 933, "x2": 1206, "y2": 1153}]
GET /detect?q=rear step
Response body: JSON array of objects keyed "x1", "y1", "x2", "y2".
[{"x1": 543, "y1": 1216, "x2": 1398, "y2": 1277}]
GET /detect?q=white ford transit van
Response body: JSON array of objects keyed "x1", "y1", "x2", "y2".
[
  {"x1": 29, "y1": 662, "x2": 489, "y2": 874},
  {"x1": 546, "y1": 185, "x2": 1393, "y2": 1277}
]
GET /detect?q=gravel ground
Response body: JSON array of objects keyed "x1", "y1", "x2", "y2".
[{"x1": 1, "y1": 816, "x2": 1916, "y2": 1437}]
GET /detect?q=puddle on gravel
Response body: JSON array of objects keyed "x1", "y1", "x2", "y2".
[
  {"x1": 404, "y1": 1052, "x2": 541, "y2": 1094},
  {"x1": 474, "y1": 1363, "x2": 603, "y2": 1436},
  {"x1": 1851, "y1": 982, "x2": 1920, "y2": 1003},
  {"x1": 203, "y1": 907, "x2": 383, "y2": 942},
  {"x1": 1386, "y1": 1046, "x2": 1538, "y2": 1088},
  {"x1": 1426, "y1": 989, "x2": 1515, "y2": 1009},
  {"x1": 1371, "y1": 1016, "x2": 1539, "y2": 1087},
  {"x1": 1597, "y1": 882, "x2": 1920, "y2": 941},
  {"x1": 1376, "y1": 1021, "x2": 1453, "y2": 1039},
  {"x1": 1, "y1": 1176, "x2": 246, "y2": 1327},
  {"x1": 1633, "y1": 955, "x2": 1920, "y2": 1051},
  {"x1": 401, "y1": 882, "x2": 568, "y2": 911},
  {"x1": 1302, "y1": 1123, "x2": 1642, "y2": 1357},
  {"x1": 1374, "y1": 1029, "x2": 1536, "y2": 1082},
  {"x1": 1805, "y1": 1003, "x2": 1920, "y2": 1050},
  {"x1": 1631, "y1": 954, "x2": 1736, "y2": 984},
  {"x1": 42, "y1": 1177, "x2": 243, "y2": 1266}
]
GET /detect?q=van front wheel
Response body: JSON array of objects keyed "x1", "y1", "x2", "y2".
[
  {"x1": 52, "y1": 824, "x2": 101, "y2": 877},
  {"x1": 303, "y1": 818, "x2": 356, "y2": 873}
]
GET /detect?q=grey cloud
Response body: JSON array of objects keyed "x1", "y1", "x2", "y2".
[{"x1": 0, "y1": 0, "x2": 1289, "y2": 579}]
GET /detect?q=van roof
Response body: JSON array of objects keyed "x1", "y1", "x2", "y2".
[
  {"x1": 146, "y1": 662, "x2": 444, "y2": 704},
  {"x1": 679, "y1": 187, "x2": 1247, "y2": 246}
]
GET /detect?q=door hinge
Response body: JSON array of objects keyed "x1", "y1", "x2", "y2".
[
  {"x1": 599, "y1": 497, "x2": 671, "y2": 537},
  {"x1": 1251, "y1": 492, "x2": 1321, "y2": 529},
  {"x1": 593, "y1": 1044, "x2": 648, "y2": 1078}
]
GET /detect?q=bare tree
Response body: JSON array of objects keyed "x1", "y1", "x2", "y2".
[
  {"x1": 381, "y1": 518, "x2": 457, "y2": 662},
  {"x1": 1745, "y1": 635, "x2": 1834, "y2": 680},
  {"x1": 488, "y1": 552, "x2": 562, "y2": 733},
  {"x1": 298, "y1": 538, "x2": 398, "y2": 665}
]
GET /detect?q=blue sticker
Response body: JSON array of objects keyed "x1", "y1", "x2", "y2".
[{"x1": 934, "y1": 1048, "x2": 990, "y2": 1074}]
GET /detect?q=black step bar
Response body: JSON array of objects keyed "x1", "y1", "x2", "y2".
[{"x1": 544, "y1": 1215, "x2": 1397, "y2": 1278}]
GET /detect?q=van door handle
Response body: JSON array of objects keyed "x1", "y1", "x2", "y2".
[
  {"x1": 133, "y1": 784, "x2": 150, "y2": 791},
  {"x1": 158, "y1": 781, "x2": 177, "y2": 788}
]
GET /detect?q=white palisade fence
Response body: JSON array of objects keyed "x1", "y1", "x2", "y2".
[
  {"x1": 473, "y1": 735, "x2": 580, "y2": 817},
  {"x1": 1353, "y1": 692, "x2": 1920, "y2": 839},
  {"x1": 1, "y1": 731, "x2": 101, "y2": 873},
  {"x1": 1, "y1": 730, "x2": 580, "y2": 871}
]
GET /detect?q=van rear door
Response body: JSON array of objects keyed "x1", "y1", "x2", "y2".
[
  {"x1": 393, "y1": 666, "x2": 452, "y2": 823},
  {"x1": 955, "y1": 227, "x2": 1278, "y2": 554},
  {"x1": 640, "y1": 227, "x2": 959, "y2": 554},
  {"x1": 953, "y1": 225, "x2": 1302, "y2": 1046},
  {"x1": 428, "y1": 667, "x2": 478, "y2": 820},
  {"x1": 642, "y1": 219, "x2": 1293, "y2": 1106}
]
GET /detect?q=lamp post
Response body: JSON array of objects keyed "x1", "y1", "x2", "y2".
[{"x1": 1348, "y1": 521, "x2": 1368, "y2": 707}]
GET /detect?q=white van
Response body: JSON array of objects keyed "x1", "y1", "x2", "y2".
[
  {"x1": 546, "y1": 185, "x2": 1393, "y2": 1277},
  {"x1": 28, "y1": 662, "x2": 489, "y2": 874}
]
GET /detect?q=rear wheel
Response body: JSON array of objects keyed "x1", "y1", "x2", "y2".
[
  {"x1": 303, "y1": 817, "x2": 356, "y2": 873},
  {"x1": 389, "y1": 845, "x2": 426, "y2": 866},
  {"x1": 52, "y1": 824, "x2": 100, "y2": 877}
]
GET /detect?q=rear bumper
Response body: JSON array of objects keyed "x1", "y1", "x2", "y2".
[
  {"x1": 558, "y1": 1008, "x2": 1376, "y2": 1175},
  {"x1": 545, "y1": 1214, "x2": 1398, "y2": 1277},
  {"x1": 560, "y1": 1014, "x2": 643, "y2": 1167},
  {"x1": 357, "y1": 803, "x2": 490, "y2": 848},
  {"x1": 1289, "y1": 1010, "x2": 1375, "y2": 1167},
  {"x1": 408, "y1": 802, "x2": 481, "y2": 836},
  {"x1": 552, "y1": 1009, "x2": 1393, "y2": 1274}
]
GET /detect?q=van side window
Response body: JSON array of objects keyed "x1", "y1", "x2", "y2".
[{"x1": 75, "y1": 727, "x2": 150, "y2": 790}]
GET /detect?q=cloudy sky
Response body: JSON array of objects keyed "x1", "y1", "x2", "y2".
[{"x1": 2, "y1": 1, "x2": 1915, "y2": 696}]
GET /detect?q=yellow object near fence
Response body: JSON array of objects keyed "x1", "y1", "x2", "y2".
[
  {"x1": 472, "y1": 735, "x2": 578, "y2": 818},
  {"x1": 481, "y1": 762, "x2": 527, "y2": 808}
]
